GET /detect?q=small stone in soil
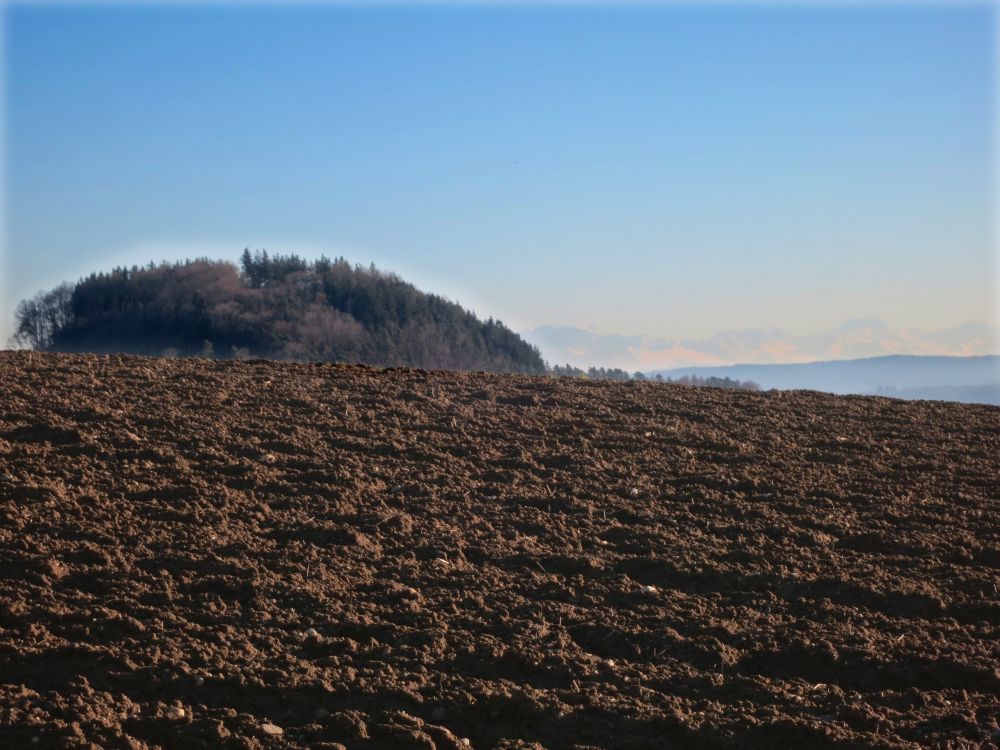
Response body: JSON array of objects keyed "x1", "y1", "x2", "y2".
[{"x1": 260, "y1": 723, "x2": 283, "y2": 737}]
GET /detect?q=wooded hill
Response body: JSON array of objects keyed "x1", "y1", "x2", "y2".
[{"x1": 10, "y1": 251, "x2": 546, "y2": 374}]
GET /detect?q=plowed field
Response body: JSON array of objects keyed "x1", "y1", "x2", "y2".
[{"x1": 1, "y1": 352, "x2": 997, "y2": 749}]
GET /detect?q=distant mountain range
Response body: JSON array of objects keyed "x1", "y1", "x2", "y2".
[
  {"x1": 524, "y1": 319, "x2": 998, "y2": 372},
  {"x1": 648, "y1": 355, "x2": 1000, "y2": 405},
  {"x1": 523, "y1": 321, "x2": 999, "y2": 405}
]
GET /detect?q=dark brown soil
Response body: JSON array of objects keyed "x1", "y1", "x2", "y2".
[{"x1": 1, "y1": 352, "x2": 997, "y2": 749}]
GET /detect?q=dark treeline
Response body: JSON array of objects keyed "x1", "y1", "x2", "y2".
[
  {"x1": 551, "y1": 364, "x2": 643, "y2": 381},
  {"x1": 550, "y1": 363, "x2": 760, "y2": 390},
  {"x1": 666, "y1": 374, "x2": 760, "y2": 390},
  {"x1": 11, "y1": 251, "x2": 546, "y2": 374}
]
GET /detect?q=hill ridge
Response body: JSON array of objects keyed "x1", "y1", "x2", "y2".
[{"x1": 10, "y1": 252, "x2": 545, "y2": 374}]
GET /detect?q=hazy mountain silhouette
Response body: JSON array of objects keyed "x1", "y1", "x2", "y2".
[
  {"x1": 524, "y1": 319, "x2": 998, "y2": 372},
  {"x1": 648, "y1": 355, "x2": 1000, "y2": 405}
]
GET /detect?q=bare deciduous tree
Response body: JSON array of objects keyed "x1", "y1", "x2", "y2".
[{"x1": 10, "y1": 282, "x2": 74, "y2": 350}]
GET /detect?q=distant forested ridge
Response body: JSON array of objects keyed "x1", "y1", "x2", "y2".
[
  {"x1": 10, "y1": 251, "x2": 546, "y2": 373},
  {"x1": 549, "y1": 363, "x2": 759, "y2": 390}
]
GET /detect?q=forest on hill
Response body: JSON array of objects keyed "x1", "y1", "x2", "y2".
[{"x1": 9, "y1": 251, "x2": 546, "y2": 374}]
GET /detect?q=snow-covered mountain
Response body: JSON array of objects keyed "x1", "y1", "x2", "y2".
[{"x1": 524, "y1": 319, "x2": 998, "y2": 372}]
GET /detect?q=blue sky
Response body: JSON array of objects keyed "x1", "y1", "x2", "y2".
[{"x1": 2, "y1": 3, "x2": 996, "y2": 357}]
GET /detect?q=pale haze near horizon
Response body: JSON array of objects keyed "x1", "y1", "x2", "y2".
[{"x1": 2, "y1": 3, "x2": 997, "y2": 366}]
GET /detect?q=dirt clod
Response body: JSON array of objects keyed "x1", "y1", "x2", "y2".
[{"x1": 0, "y1": 352, "x2": 997, "y2": 749}]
